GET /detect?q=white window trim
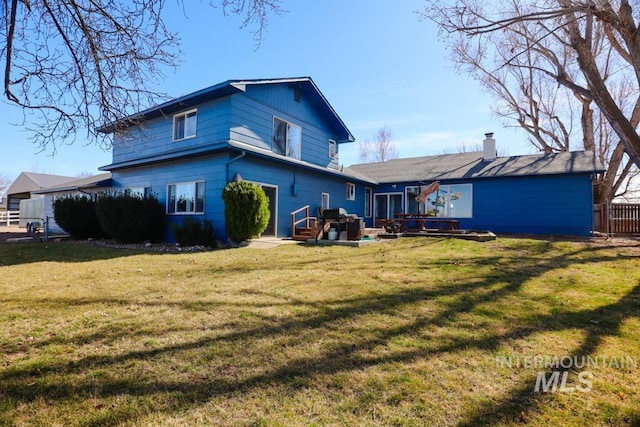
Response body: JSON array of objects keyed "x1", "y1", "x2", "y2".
[
  {"x1": 321, "y1": 192, "x2": 330, "y2": 211},
  {"x1": 166, "y1": 180, "x2": 205, "y2": 215},
  {"x1": 173, "y1": 108, "x2": 198, "y2": 142},
  {"x1": 405, "y1": 184, "x2": 474, "y2": 218},
  {"x1": 346, "y1": 183, "x2": 356, "y2": 201},
  {"x1": 329, "y1": 139, "x2": 337, "y2": 159},
  {"x1": 273, "y1": 116, "x2": 302, "y2": 159},
  {"x1": 364, "y1": 187, "x2": 372, "y2": 218},
  {"x1": 374, "y1": 192, "x2": 404, "y2": 221}
]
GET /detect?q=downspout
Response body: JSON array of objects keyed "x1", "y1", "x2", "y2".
[{"x1": 226, "y1": 150, "x2": 246, "y2": 182}]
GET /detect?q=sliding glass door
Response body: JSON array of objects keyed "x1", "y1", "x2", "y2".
[{"x1": 374, "y1": 193, "x2": 403, "y2": 222}]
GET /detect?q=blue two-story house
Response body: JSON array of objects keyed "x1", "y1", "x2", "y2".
[
  {"x1": 99, "y1": 77, "x2": 376, "y2": 240},
  {"x1": 99, "y1": 76, "x2": 605, "y2": 240}
]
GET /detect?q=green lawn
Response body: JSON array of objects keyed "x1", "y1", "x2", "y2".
[{"x1": 0, "y1": 237, "x2": 639, "y2": 426}]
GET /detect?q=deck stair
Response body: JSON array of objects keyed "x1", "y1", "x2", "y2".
[{"x1": 290, "y1": 205, "x2": 320, "y2": 241}]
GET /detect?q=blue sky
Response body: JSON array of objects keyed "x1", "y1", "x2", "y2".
[{"x1": 0, "y1": 0, "x2": 534, "y2": 181}]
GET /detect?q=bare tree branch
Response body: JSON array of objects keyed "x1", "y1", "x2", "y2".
[
  {"x1": 0, "y1": 0, "x2": 283, "y2": 153},
  {"x1": 423, "y1": 0, "x2": 640, "y2": 201},
  {"x1": 359, "y1": 125, "x2": 399, "y2": 163}
]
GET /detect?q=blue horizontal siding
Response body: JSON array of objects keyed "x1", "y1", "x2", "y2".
[
  {"x1": 228, "y1": 156, "x2": 365, "y2": 238},
  {"x1": 110, "y1": 153, "x2": 231, "y2": 241},
  {"x1": 472, "y1": 174, "x2": 594, "y2": 236},
  {"x1": 244, "y1": 84, "x2": 328, "y2": 130},
  {"x1": 374, "y1": 174, "x2": 594, "y2": 236},
  {"x1": 112, "y1": 97, "x2": 233, "y2": 164},
  {"x1": 110, "y1": 150, "x2": 363, "y2": 241},
  {"x1": 230, "y1": 91, "x2": 341, "y2": 169}
]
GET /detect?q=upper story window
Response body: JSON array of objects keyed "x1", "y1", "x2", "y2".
[
  {"x1": 173, "y1": 109, "x2": 197, "y2": 141},
  {"x1": 329, "y1": 139, "x2": 337, "y2": 159},
  {"x1": 273, "y1": 117, "x2": 302, "y2": 160}
]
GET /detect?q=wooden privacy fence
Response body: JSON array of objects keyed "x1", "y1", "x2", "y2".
[
  {"x1": 595, "y1": 203, "x2": 640, "y2": 235},
  {"x1": 609, "y1": 204, "x2": 640, "y2": 234}
]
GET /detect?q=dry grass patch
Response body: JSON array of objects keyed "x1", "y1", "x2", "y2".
[{"x1": 0, "y1": 237, "x2": 639, "y2": 426}]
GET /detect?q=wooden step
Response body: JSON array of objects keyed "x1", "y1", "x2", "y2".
[{"x1": 293, "y1": 227, "x2": 317, "y2": 241}]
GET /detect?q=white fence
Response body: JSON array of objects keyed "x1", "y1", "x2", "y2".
[{"x1": 0, "y1": 211, "x2": 20, "y2": 226}]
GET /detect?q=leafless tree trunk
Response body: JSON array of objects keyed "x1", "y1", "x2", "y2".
[
  {"x1": 422, "y1": 0, "x2": 639, "y2": 203},
  {"x1": 423, "y1": 0, "x2": 640, "y2": 169},
  {"x1": 359, "y1": 125, "x2": 399, "y2": 163},
  {"x1": 0, "y1": 0, "x2": 282, "y2": 153}
]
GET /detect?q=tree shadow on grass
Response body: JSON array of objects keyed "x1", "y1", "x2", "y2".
[
  {"x1": 0, "y1": 241, "x2": 638, "y2": 425},
  {"x1": 0, "y1": 241, "x2": 181, "y2": 266}
]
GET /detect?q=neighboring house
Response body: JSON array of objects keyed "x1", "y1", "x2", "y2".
[
  {"x1": 32, "y1": 173, "x2": 113, "y2": 234},
  {"x1": 5, "y1": 172, "x2": 76, "y2": 211},
  {"x1": 348, "y1": 134, "x2": 605, "y2": 236},
  {"x1": 97, "y1": 77, "x2": 604, "y2": 240},
  {"x1": 99, "y1": 77, "x2": 375, "y2": 240},
  {"x1": 34, "y1": 172, "x2": 113, "y2": 199}
]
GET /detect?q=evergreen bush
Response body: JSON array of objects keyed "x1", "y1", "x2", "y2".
[
  {"x1": 171, "y1": 217, "x2": 216, "y2": 247},
  {"x1": 221, "y1": 181, "x2": 270, "y2": 242},
  {"x1": 53, "y1": 195, "x2": 105, "y2": 239},
  {"x1": 95, "y1": 191, "x2": 166, "y2": 243}
]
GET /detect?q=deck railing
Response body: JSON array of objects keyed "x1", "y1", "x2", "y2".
[{"x1": 290, "y1": 205, "x2": 317, "y2": 240}]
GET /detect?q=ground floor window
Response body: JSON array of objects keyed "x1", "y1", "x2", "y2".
[
  {"x1": 406, "y1": 183, "x2": 473, "y2": 218},
  {"x1": 346, "y1": 183, "x2": 356, "y2": 200},
  {"x1": 321, "y1": 192, "x2": 330, "y2": 211},
  {"x1": 364, "y1": 187, "x2": 372, "y2": 218},
  {"x1": 125, "y1": 187, "x2": 152, "y2": 198},
  {"x1": 167, "y1": 181, "x2": 205, "y2": 214}
]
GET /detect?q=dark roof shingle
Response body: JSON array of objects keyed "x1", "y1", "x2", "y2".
[{"x1": 346, "y1": 151, "x2": 605, "y2": 183}]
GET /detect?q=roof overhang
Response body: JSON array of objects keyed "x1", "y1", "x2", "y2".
[
  {"x1": 98, "y1": 77, "x2": 355, "y2": 143},
  {"x1": 100, "y1": 140, "x2": 377, "y2": 184}
]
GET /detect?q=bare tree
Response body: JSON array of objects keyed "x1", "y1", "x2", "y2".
[
  {"x1": 422, "y1": 0, "x2": 639, "y2": 202},
  {"x1": 359, "y1": 125, "x2": 399, "y2": 163},
  {"x1": 0, "y1": 173, "x2": 12, "y2": 197},
  {"x1": 0, "y1": 0, "x2": 283, "y2": 154},
  {"x1": 423, "y1": 0, "x2": 640, "y2": 170}
]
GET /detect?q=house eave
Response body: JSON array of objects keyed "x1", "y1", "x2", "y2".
[
  {"x1": 226, "y1": 140, "x2": 376, "y2": 184},
  {"x1": 100, "y1": 140, "x2": 377, "y2": 184},
  {"x1": 98, "y1": 77, "x2": 355, "y2": 143},
  {"x1": 99, "y1": 141, "x2": 230, "y2": 171}
]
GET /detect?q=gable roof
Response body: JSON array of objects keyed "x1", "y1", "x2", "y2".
[
  {"x1": 34, "y1": 173, "x2": 112, "y2": 194},
  {"x1": 347, "y1": 151, "x2": 605, "y2": 183},
  {"x1": 98, "y1": 77, "x2": 355, "y2": 143},
  {"x1": 6, "y1": 172, "x2": 77, "y2": 196}
]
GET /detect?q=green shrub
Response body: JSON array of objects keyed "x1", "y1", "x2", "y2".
[
  {"x1": 53, "y1": 195, "x2": 106, "y2": 239},
  {"x1": 95, "y1": 191, "x2": 166, "y2": 243},
  {"x1": 171, "y1": 217, "x2": 216, "y2": 247},
  {"x1": 221, "y1": 181, "x2": 270, "y2": 242}
]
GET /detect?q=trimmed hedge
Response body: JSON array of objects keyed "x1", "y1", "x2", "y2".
[
  {"x1": 53, "y1": 195, "x2": 106, "y2": 239},
  {"x1": 221, "y1": 181, "x2": 270, "y2": 242},
  {"x1": 171, "y1": 217, "x2": 216, "y2": 247},
  {"x1": 95, "y1": 192, "x2": 166, "y2": 243}
]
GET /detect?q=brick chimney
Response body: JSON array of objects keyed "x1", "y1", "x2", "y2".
[{"x1": 483, "y1": 132, "x2": 496, "y2": 161}]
